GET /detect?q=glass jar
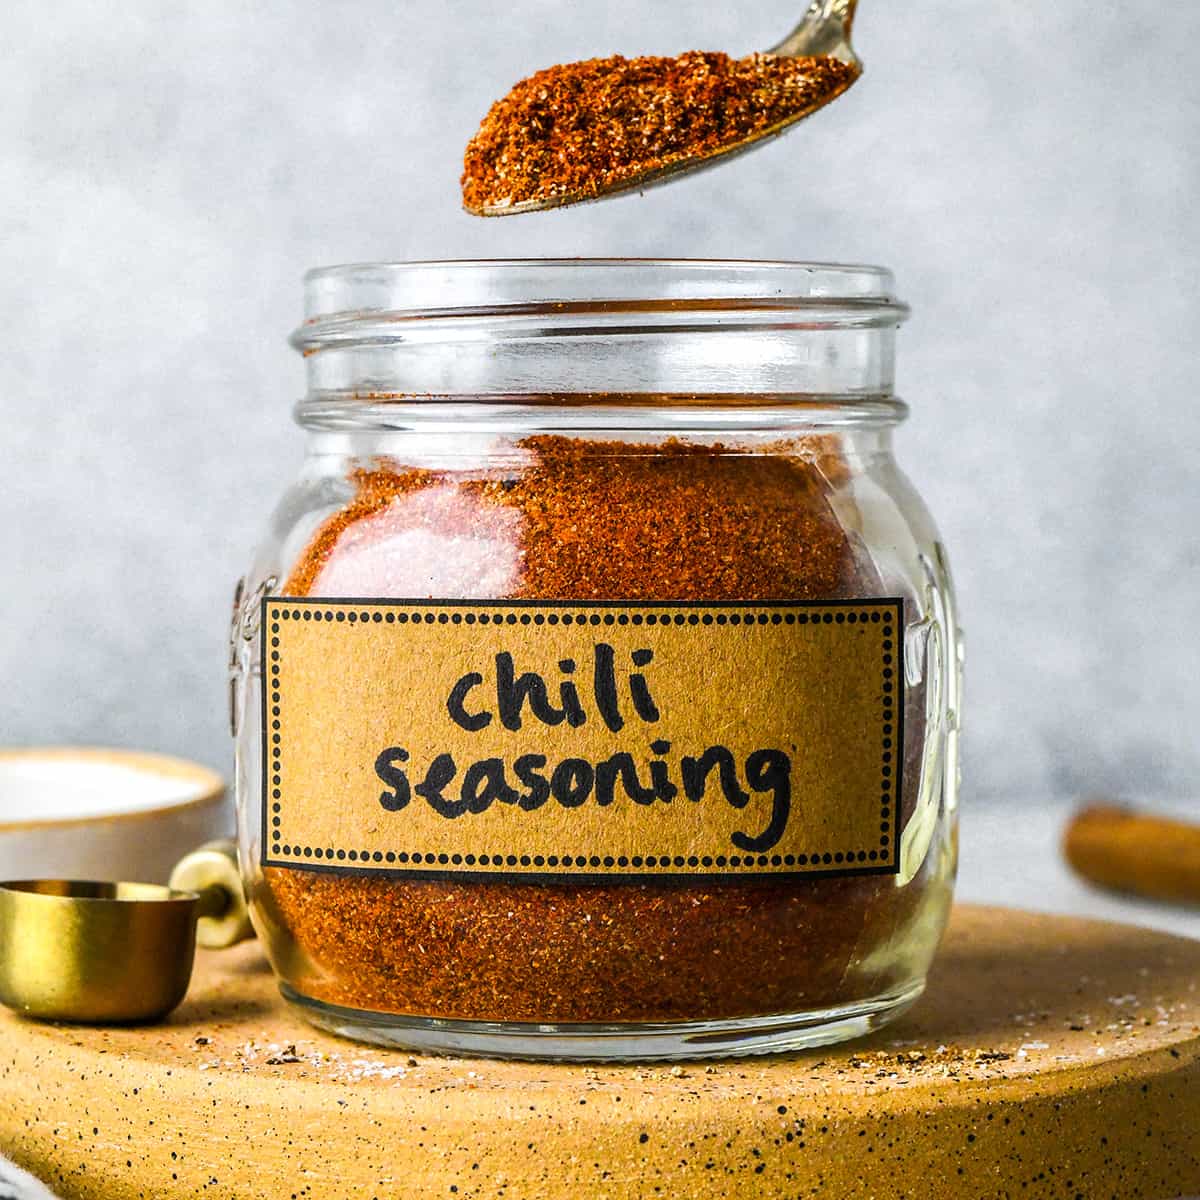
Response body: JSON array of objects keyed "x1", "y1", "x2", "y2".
[{"x1": 231, "y1": 259, "x2": 961, "y2": 1061}]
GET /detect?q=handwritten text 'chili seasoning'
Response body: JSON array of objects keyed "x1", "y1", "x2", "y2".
[
  {"x1": 462, "y1": 52, "x2": 860, "y2": 212},
  {"x1": 261, "y1": 436, "x2": 931, "y2": 1024}
]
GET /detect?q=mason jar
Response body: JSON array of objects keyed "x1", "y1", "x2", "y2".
[{"x1": 230, "y1": 259, "x2": 962, "y2": 1061}]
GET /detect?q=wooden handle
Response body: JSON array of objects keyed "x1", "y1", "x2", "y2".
[{"x1": 1063, "y1": 804, "x2": 1200, "y2": 907}]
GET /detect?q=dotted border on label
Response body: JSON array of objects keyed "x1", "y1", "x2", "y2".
[{"x1": 263, "y1": 600, "x2": 901, "y2": 877}]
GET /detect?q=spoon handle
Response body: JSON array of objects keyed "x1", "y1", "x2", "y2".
[{"x1": 770, "y1": 0, "x2": 859, "y2": 61}]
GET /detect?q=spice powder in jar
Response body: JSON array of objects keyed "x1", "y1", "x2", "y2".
[{"x1": 238, "y1": 260, "x2": 961, "y2": 1061}]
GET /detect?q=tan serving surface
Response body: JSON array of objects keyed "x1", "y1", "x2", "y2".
[{"x1": 0, "y1": 905, "x2": 1197, "y2": 1199}]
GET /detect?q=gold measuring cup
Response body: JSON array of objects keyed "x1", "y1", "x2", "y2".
[{"x1": 0, "y1": 840, "x2": 252, "y2": 1023}]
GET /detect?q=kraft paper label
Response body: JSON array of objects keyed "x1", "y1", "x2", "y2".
[{"x1": 262, "y1": 599, "x2": 902, "y2": 881}]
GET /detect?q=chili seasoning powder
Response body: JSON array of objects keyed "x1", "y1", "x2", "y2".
[
  {"x1": 462, "y1": 51, "x2": 860, "y2": 212},
  {"x1": 262, "y1": 436, "x2": 930, "y2": 1025}
]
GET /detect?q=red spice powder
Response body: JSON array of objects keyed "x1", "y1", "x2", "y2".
[
  {"x1": 462, "y1": 51, "x2": 861, "y2": 212},
  {"x1": 263, "y1": 437, "x2": 930, "y2": 1024}
]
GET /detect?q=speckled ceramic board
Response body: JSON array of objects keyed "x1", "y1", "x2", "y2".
[{"x1": 0, "y1": 905, "x2": 1197, "y2": 1199}]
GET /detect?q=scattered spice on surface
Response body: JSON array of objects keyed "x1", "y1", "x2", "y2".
[
  {"x1": 462, "y1": 52, "x2": 860, "y2": 212},
  {"x1": 264, "y1": 1043, "x2": 302, "y2": 1065},
  {"x1": 845, "y1": 1046, "x2": 1014, "y2": 1080},
  {"x1": 259, "y1": 435, "x2": 935, "y2": 1025}
]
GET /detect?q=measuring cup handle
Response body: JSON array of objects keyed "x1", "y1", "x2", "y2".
[{"x1": 169, "y1": 840, "x2": 254, "y2": 949}]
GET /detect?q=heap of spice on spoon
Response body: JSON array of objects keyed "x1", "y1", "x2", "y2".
[{"x1": 462, "y1": 0, "x2": 861, "y2": 215}]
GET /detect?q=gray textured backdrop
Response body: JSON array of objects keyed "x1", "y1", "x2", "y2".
[{"x1": 2, "y1": 1, "x2": 1198, "y2": 807}]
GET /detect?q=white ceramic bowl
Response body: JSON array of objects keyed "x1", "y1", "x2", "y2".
[{"x1": 0, "y1": 748, "x2": 230, "y2": 885}]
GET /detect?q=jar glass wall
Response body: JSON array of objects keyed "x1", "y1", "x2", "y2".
[{"x1": 231, "y1": 260, "x2": 961, "y2": 1061}]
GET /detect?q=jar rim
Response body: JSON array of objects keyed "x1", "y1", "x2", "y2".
[
  {"x1": 293, "y1": 259, "x2": 908, "y2": 407},
  {"x1": 297, "y1": 258, "x2": 907, "y2": 330}
]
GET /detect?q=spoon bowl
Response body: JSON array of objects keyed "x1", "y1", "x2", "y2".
[{"x1": 467, "y1": 0, "x2": 860, "y2": 217}]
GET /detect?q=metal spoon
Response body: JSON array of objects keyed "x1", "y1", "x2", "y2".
[
  {"x1": 0, "y1": 841, "x2": 252, "y2": 1024},
  {"x1": 468, "y1": 0, "x2": 860, "y2": 217}
]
